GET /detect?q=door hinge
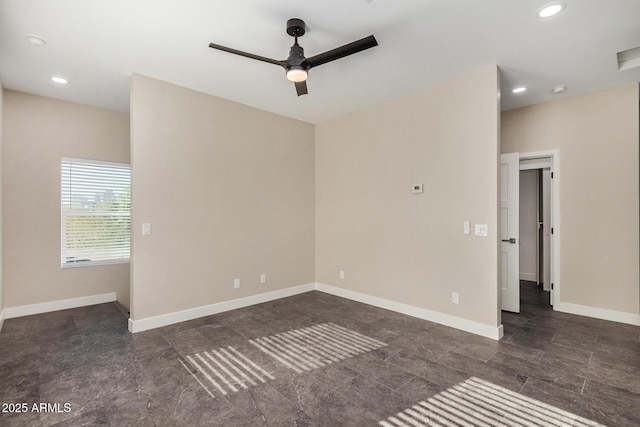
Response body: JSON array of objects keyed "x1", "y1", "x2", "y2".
[
  {"x1": 551, "y1": 172, "x2": 554, "y2": 179},
  {"x1": 551, "y1": 283, "x2": 554, "y2": 290},
  {"x1": 551, "y1": 227, "x2": 554, "y2": 234}
]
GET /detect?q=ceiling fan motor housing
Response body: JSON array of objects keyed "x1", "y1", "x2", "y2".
[
  {"x1": 286, "y1": 18, "x2": 309, "y2": 76},
  {"x1": 288, "y1": 42, "x2": 306, "y2": 67}
]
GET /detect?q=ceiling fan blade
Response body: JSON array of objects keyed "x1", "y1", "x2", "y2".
[
  {"x1": 295, "y1": 81, "x2": 308, "y2": 96},
  {"x1": 208, "y1": 42, "x2": 284, "y2": 66},
  {"x1": 305, "y1": 35, "x2": 378, "y2": 68}
]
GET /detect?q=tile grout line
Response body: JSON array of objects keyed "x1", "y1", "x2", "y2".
[
  {"x1": 392, "y1": 374, "x2": 418, "y2": 392},
  {"x1": 517, "y1": 375, "x2": 529, "y2": 393}
]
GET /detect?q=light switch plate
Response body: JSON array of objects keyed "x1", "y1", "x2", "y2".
[
  {"x1": 412, "y1": 184, "x2": 423, "y2": 194},
  {"x1": 464, "y1": 221, "x2": 470, "y2": 235},
  {"x1": 475, "y1": 224, "x2": 488, "y2": 236}
]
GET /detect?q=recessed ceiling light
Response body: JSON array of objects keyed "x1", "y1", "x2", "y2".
[
  {"x1": 512, "y1": 87, "x2": 527, "y2": 94},
  {"x1": 51, "y1": 76, "x2": 68, "y2": 84},
  {"x1": 26, "y1": 35, "x2": 46, "y2": 47},
  {"x1": 537, "y1": 3, "x2": 566, "y2": 18},
  {"x1": 551, "y1": 85, "x2": 567, "y2": 94}
]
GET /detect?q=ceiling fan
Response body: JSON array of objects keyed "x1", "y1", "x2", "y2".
[{"x1": 208, "y1": 18, "x2": 378, "y2": 96}]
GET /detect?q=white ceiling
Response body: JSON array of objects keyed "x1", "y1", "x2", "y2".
[{"x1": 1, "y1": 0, "x2": 639, "y2": 124}]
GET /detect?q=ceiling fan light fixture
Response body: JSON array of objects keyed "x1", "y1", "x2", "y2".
[{"x1": 286, "y1": 66, "x2": 308, "y2": 82}]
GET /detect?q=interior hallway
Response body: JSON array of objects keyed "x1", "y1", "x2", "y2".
[{"x1": 0, "y1": 286, "x2": 638, "y2": 426}]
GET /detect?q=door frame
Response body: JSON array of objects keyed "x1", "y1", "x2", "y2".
[{"x1": 518, "y1": 150, "x2": 560, "y2": 306}]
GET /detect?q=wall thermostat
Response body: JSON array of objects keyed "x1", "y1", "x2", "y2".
[{"x1": 412, "y1": 184, "x2": 423, "y2": 194}]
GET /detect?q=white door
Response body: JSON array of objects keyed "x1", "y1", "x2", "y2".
[{"x1": 501, "y1": 153, "x2": 520, "y2": 312}]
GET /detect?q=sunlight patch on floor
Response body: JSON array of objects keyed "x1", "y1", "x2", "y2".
[
  {"x1": 250, "y1": 322, "x2": 387, "y2": 373},
  {"x1": 180, "y1": 346, "x2": 275, "y2": 398},
  {"x1": 380, "y1": 377, "x2": 606, "y2": 427}
]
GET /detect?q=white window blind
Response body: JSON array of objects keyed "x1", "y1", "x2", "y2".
[{"x1": 61, "y1": 157, "x2": 131, "y2": 267}]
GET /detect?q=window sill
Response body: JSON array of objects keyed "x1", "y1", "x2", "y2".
[{"x1": 61, "y1": 259, "x2": 130, "y2": 269}]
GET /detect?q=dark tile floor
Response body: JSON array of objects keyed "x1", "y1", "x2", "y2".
[{"x1": 0, "y1": 283, "x2": 638, "y2": 426}]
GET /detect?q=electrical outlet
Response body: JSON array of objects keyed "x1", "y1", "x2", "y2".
[
  {"x1": 339, "y1": 270, "x2": 345, "y2": 280},
  {"x1": 234, "y1": 278, "x2": 240, "y2": 289},
  {"x1": 142, "y1": 223, "x2": 152, "y2": 235},
  {"x1": 452, "y1": 292, "x2": 459, "y2": 304},
  {"x1": 260, "y1": 274, "x2": 266, "y2": 284}
]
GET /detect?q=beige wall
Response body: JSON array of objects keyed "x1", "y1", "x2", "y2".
[
  {"x1": 130, "y1": 74, "x2": 315, "y2": 321},
  {"x1": 0, "y1": 84, "x2": 4, "y2": 318},
  {"x1": 2, "y1": 91, "x2": 130, "y2": 309},
  {"x1": 502, "y1": 84, "x2": 639, "y2": 315},
  {"x1": 315, "y1": 66, "x2": 501, "y2": 327}
]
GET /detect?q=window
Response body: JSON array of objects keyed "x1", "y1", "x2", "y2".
[{"x1": 61, "y1": 157, "x2": 131, "y2": 267}]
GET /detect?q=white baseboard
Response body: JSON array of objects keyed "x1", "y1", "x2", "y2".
[
  {"x1": 129, "y1": 283, "x2": 315, "y2": 333},
  {"x1": 4, "y1": 292, "x2": 117, "y2": 319},
  {"x1": 0, "y1": 309, "x2": 5, "y2": 332},
  {"x1": 315, "y1": 283, "x2": 504, "y2": 341},
  {"x1": 129, "y1": 282, "x2": 504, "y2": 340},
  {"x1": 554, "y1": 301, "x2": 640, "y2": 326}
]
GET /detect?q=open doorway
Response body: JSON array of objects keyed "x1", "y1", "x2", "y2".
[
  {"x1": 519, "y1": 167, "x2": 552, "y2": 305},
  {"x1": 519, "y1": 154, "x2": 556, "y2": 308}
]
